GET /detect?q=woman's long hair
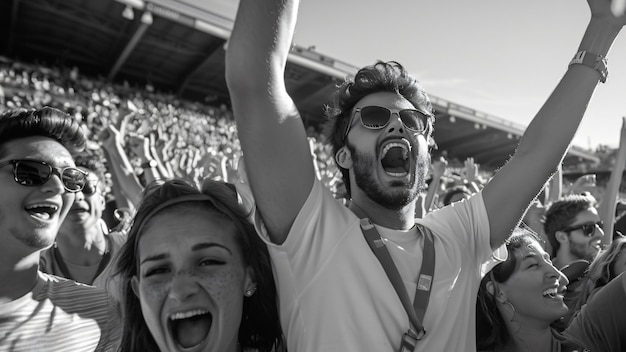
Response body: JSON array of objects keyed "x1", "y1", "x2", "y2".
[
  {"x1": 476, "y1": 229, "x2": 540, "y2": 351},
  {"x1": 115, "y1": 178, "x2": 283, "y2": 352}
]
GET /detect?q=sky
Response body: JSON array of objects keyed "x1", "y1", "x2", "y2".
[{"x1": 205, "y1": 0, "x2": 626, "y2": 150}]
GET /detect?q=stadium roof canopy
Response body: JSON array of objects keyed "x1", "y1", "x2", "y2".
[{"x1": 0, "y1": 0, "x2": 599, "y2": 170}]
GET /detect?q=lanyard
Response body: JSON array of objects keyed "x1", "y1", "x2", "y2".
[{"x1": 354, "y1": 210, "x2": 435, "y2": 341}]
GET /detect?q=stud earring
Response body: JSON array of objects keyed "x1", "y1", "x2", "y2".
[{"x1": 245, "y1": 286, "x2": 257, "y2": 297}]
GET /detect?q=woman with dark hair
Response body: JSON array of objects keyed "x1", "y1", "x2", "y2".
[
  {"x1": 476, "y1": 228, "x2": 581, "y2": 352},
  {"x1": 115, "y1": 179, "x2": 283, "y2": 352}
]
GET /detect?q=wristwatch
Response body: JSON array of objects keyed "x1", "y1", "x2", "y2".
[{"x1": 141, "y1": 159, "x2": 158, "y2": 169}]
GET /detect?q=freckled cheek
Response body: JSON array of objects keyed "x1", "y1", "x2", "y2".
[{"x1": 198, "y1": 269, "x2": 245, "y2": 306}]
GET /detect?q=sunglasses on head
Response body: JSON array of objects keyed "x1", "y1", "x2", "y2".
[
  {"x1": 343, "y1": 105, "x2": 431, "y2": 141},
  {"x1": 562, "y1": 221, "x2": 603, "y2": 237},
  {"x1": 0, "y1": 159, "x2": 87, "y2": 193}
]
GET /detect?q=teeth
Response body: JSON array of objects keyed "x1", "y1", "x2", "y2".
[
  {"x1": 542, "y1": 288, "x2": 558, "y2": 298},
  {"x1": 26, "y1": 203, "x2": 59, "y2": 211},
  {"x1": 381, "y1": 142, "x2": 410, "y2": 159},
  {"x1": 170, "y1": 309, "x2": 209, "y2": 321}
]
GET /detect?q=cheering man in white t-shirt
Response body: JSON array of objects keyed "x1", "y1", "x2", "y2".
[{"x1": 225, "y1": 0, "x2": 626, "y2": 351}]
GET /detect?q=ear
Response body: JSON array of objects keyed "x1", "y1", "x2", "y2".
[
  {"x1": 244, "y1": 266, "x2": 257, "y2": 296},
  {"x1": 487, "y1": 281, "x2": 508, "y2": 303},
  {"x1": 555, "y1": 231, "x2": 569, "y2": 244},
  {"x1": 131, "y1": 276, "x2": 140, "y2": 298},
  {"x1": 335, "y1": 146, "x2": 353, "y2": 169}
]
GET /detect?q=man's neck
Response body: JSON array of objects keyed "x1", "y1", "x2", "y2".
[
  {"x1": 350, "y1": 197, "x2": 416, "y2": 230},
  {"x1": 56, "y1": 224, "x2": 107, "y2": 266},
  {"x1": 554, "y1": 250, "x2": 580, "y2": 270},
  {"x1": 0, "y1": 251, "x2": 40, "y2": 304}
]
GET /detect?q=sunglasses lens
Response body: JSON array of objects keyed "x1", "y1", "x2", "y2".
[
  {"x1": 82, "y1": 180, "x2": 98, "y2": 195},
  {"x1": 399, "y1": 110, "x2": 427, "y2": 132},
  {"x1": 14, "y1": 160, "x2": 51, "y2": 186},
  {"x1": 360, "y1": 106, "x2": 392, "y2": 128},
  {"x1": 62, "y1": 168, "x2": 86, "y2": 192}
]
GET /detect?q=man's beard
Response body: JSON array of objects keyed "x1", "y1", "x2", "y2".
[
  {"x1": 348, "y1": 143, "x2": 428, "y2": 210},
  {"x1": 569, "y1": 239, "x2": 597, "y2": 261}
]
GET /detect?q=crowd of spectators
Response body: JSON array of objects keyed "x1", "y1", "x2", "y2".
[{"x1": 0, "y1": 57, "x2": 503, "y2": 211}]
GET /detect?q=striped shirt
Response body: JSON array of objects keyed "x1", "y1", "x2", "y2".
[{"x1": 0, "y1": 271, "x2": 120, "y2": 352}]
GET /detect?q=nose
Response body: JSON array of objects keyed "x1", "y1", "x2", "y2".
[
  {"x1": 41, "y1": 172, "x2": 67, "y2": 194},
  {"x1": 593, "y1": 224, "x2": 604, "y2": 239},
  {"x1": 386, "y1": 112, "x2": 404, "y2": 134},
  {"x1": 74, "y1": 189, "x2": 85, "y2": 201},
  {"x1": 168, "y1": 272, "x2": 200, "y2": 302},
  {"x1": 547, "y1": 262, "x2": 569, "y2": 286}
]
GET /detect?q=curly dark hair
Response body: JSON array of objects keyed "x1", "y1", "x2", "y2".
[
  {"x1": 73, "y1": 148, "x2": 108, "y2": 183},
  {"x1": 115, "y1": 178, "x2": 283, "y2": 352},
  {"x1": 543, "y1": 194, "x2": 597, "y2": 257},
  {"x1": 0, "y1": 106, "x2": 85, "y2": 158},
  {"x1": 321, "y1": 61, "x2": 435, "y2": 198}
]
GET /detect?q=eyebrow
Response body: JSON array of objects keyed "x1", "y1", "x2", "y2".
[
  {"x1": 141, "y1": 253, "x2": 169, "y2": 265},
  {"x1": 192, "y1": 242, "x2": 232, "y2": 254},
  {"x1": 140, "y1": 243, "x2": 232, "y2": 265}
]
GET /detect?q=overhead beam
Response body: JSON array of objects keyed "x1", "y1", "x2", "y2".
[
  {"x1": 177, "y1": 40, "x2": 223, "y2": 96},
  {"x1": 108, "y1": 10, "x2": 152, "y2": 81}
]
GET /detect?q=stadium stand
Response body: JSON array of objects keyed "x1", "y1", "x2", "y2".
[{"x1": 0, "y1": 0, "x2": 599, "y2": 173}]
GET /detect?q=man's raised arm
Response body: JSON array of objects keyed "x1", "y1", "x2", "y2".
[
  {"x1": 483, "y1": 0, "x2": 625, "y2": 249},
  {"x1": 226, "y1": 0, "x2": 314, "y2": 244}
]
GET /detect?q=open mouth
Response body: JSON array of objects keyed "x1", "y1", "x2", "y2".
[
  {"x1": 542, "y1": 287, "x2": 564, "y2": 300},
  {"x1": 380, "y1": 142, "x2": 410, "y2": 177},
  {"x1": 169, "y1": 310, "x2": 212, "y2": 350},
  {"x1": 69, "y1": 206, "x2": 89, "y2": 215},
  {"x1": 25, "y1": 204, "x2": 58, "y2": 220}
]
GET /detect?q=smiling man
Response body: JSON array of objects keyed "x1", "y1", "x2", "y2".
[
  {"x1": 225, "y1": 0, "x2": 625, "y2": 350},
  {"x1": 544, "y1": 193, "x2": 605, "y2": 329},
  {"x1": 544, "y1": 194, "x2": 604, "y2": 270},
  {"x1": 0, "y1": 107, "x2": 119, "y2": 351},
  {"x1": 39, "y1": 148, "x2": 127, "y2": 292}
]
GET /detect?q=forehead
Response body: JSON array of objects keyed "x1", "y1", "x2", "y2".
[
  {"x1": 2, "y1": 136, "x2": 75, "y2": 166},
  {"x1": 354, "y1": 92, "x2": 415, "y2": 110},
  {"x1": 570, "y1": 207, "x2": 601, "y2": 225},
  {"x1": 138, "y1": 207, "x2": 241, "y2": 256},
  {"x1": 513, "y1": 239, "x2": 546, "y2": 260}
]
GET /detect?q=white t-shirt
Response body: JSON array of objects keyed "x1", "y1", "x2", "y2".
[
  {"x1": 253, "y1": 179, "x2": 493, "y2": 352},
  {"x1": 0, "y1": 271, "x2": 120, "y2": 352}
]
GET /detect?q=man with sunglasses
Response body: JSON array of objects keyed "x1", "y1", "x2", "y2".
[
  {"x1": 226, "y1": 0, "x2": 625, "y2": 350},
  {"x1": 39, "y1": 149, "x2": 127, "y2": 294},
  {"x1": 545, "y1": 194, "x2": 604, "y2": 270},
  {"x1": 544, "y1": 193, "x2": 604, "y2": 329},
  {"x1": 0, "y1": 107, "x2": 119, "y2": 351}
]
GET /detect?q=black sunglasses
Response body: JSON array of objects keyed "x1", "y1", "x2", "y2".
[
  {"x1": 562, "y1": 221, "x2": 603, "y2": 237},
  {"x1": 82, "y1": 178, "x2": 100, "y2": 196},
  {"x1": 343, "y1": 106, "x2": 431, "y2": 141},
  {"x1": 0, "y1": 159, "x2": 87, "y2": 193}
]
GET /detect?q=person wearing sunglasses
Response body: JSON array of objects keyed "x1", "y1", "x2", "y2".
[
  {"x1": 543, "y1": 193, "x2": 605, "y2": 329},
  {"x1": 39, "y1": 148, "x2": 127, "y2": 295},
  {"x1": 225, "y1": 0, "x2": 626, "y2": 350},
  {"x1": 0, "y1": 107, "x2": 120, "y2": 351}
]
